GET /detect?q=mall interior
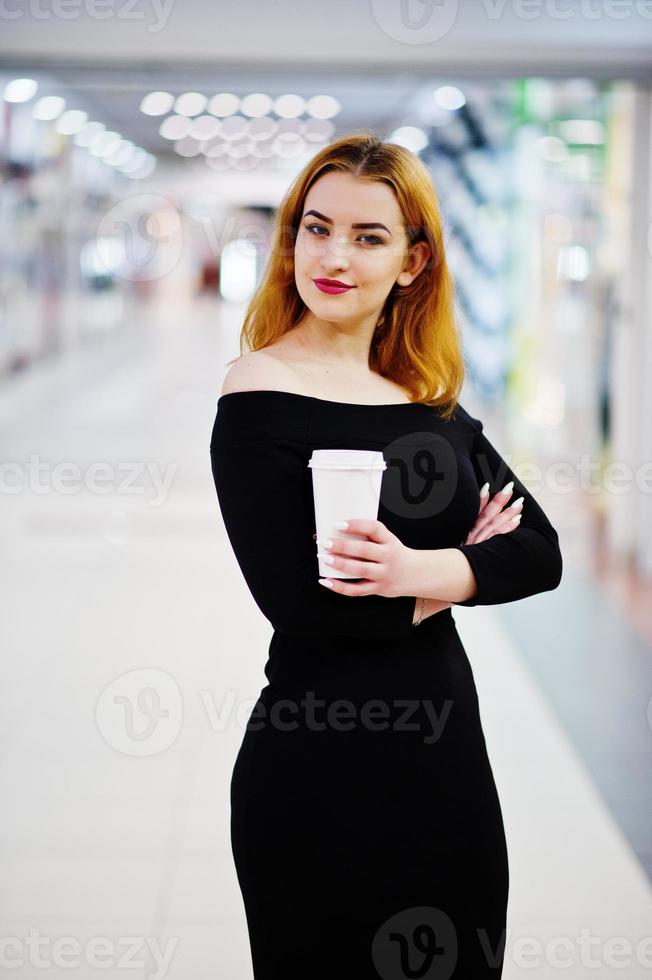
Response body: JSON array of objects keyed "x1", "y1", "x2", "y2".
[{"x1": 1, "y1": 1, "x2": 652, "y2": 977}]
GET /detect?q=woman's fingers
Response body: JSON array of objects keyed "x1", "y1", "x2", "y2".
[
  {"x1": 473, "y1": 481, "x2": 514, "y2": 530},
  {"x1": 477, "y1": 482, "x2": 491, "y2": 518},
  {"x1": 465, "y1": 491, "x2": 524, "y2": 545},
  {"x1": 472, "y1": 511, "x2": 522, "y2": 544}
]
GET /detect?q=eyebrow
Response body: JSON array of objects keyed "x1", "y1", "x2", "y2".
[{"x1": 302, "y1": 209, "x2": 392, "y2": 235}]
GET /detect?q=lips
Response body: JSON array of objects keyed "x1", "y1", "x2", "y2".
[{"x1": 313, "y1": 278, "x2": 355, "y2": 295}]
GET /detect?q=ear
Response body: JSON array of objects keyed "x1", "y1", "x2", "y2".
[{"x1": 396, "y1": 240, "x2": 431, "y2": 286}]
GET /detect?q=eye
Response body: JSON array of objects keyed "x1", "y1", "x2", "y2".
[{"x1": 304, "y1": 223, "x2": 383, "y2": 246}]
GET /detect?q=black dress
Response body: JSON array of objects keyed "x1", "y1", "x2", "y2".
[{"x1": 210, "y1": 390, "x2": 563, "y2": 980}]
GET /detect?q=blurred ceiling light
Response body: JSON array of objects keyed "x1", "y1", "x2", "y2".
[
  {"x1": 274, "y1": 94, "x2": 306, "y2": 118},
  {"x1": 159, "y1": 114, "x2": 192, "y2": 140},
  {"x1": 74, "y1": 121, "x2": 106, "y2": 146},
  {"x1": 206, "y1": 154, "x2": 232, "y2": 172},
  {"x1": 434, "y1": 85, "x2": 465, "y2": 110},
  {"x1": 175, "y1": 136, "x2": 203, "y2": 157},
  {"x1": 122, "y1": 153, "x2": 156, "y2": 179},
  {"x1": 208, "y1": 92, "x2": 240, "y2": 117},
  {"x1": 174, "y1": 92, "x2": 207, "y2": 117},
  {"x1": 277, "y1": 118, "x2": 303, "y2": 136},
  {"x1": 251, "y1": 140, "x2": 275, "y2": 158},
  {"x1": 89, "y1": 130, "x2": 122, "y2": 157},
  {"x1": 119, "y1": 149, "x2": 147, "y2": 173},
  {"x1": 241, "y1": 93, "x2": 273, "y2": 117},
  {"x1": 33, "y1": 95, "x2": 65, "y2": 121},
  {"x1": 203, "y1": 139, "x2": 229, "y2": 157},
  {"x1": 249, "y1": 116, "x2": 278, "y2": 140},
  {"x1": 273, "y1": 133, "x2": 306, "y2": 157},
  {"x1": 390, "y1": 126, "x2": 428, "y2": 153},
  {"x1": 55, "y1": 109, "x2": 89, "y2": 135},
  {"x1": 126, "y1": 158, "x2": 156, "y2": 180},
  {"x1": 220, "y1": 239, "x2": 258, "y2": 302},
  {"x1": 303, "y1": 118, "x2": 335, "y2": 142},
  {"x1": 557, "y1": 119, "x2": 605, "y2": 145},
  {"x1": 523, "y1": 377, "x2": 565, "y2": 428},
  {"x1": 535, "y1": 135, "x2": 568, "y2": 162},
  {"x1": 234, "y1": 156, "x2": 259, "y2": 171},
  {"x1": 105, "y1": 140, "x2": 135, "y2": 167},
  {"x1": 557, "y1": 244, "x2": 591, "y2": 281},
  {"x1": 306, "y1": 95, "x2": 340, "y2": 119},
  {"x1": 140, "y1": 91, "x2": 174, "y2": 116},
  {"x1": 227, "y1": 139, "x2": 253, "y2": 159},
  {"x1": 190, "y1": 114, "x2": 221, "y2": 140},
  {"x1": 3, "y1": 78, "x2": 38, "y2": 103},
  {"x1": 524, "y1": 77, "x2": 553, "y2": 119},
  {"x1": 220, "y1": 115, "x2": 248, "y2": 140}
]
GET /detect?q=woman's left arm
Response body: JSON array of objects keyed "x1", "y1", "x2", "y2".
[{"x1": 453, "y1": 420, "x2": 563, "y2": 606}]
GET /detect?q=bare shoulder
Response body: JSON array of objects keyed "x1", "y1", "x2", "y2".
[{"x1": 220, "y1": 349, "x2": 302, "y2": 397}]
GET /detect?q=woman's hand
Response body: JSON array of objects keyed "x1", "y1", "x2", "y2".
[
  {"x1": 315, "y1": 519, "x2": 416, "y2": 599},
  {"x1": 414, "y1": 481, "x2": 525, "y2": 622},
  {"x1": 315, "y1": 481, "x2": 525, "y2": 613},
  {"x1": 462, "y1": 480, "x2": 524, "y2": 545}
]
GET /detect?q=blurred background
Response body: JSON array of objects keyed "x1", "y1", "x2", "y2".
[{"x1": 1, "y1": 1, "x2": 652, "y2": 977}]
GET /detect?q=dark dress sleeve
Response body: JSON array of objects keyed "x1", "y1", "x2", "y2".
[
  {"x1": 454, "y1": 415, "x2": 563, "y2": 607},
  {"x1": 210, "y1": 408, "x2": 417, "y2": 639}
]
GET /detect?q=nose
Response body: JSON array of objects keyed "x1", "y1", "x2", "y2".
[{"x1": 320, "y1": 229, "x2": 352, "y2": 272}]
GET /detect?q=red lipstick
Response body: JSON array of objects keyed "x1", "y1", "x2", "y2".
[{"x1": 313, "y1": 278, "x2": 355, "y2": 295}]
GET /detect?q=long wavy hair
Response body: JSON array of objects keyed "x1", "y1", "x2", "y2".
[{"x1": 228, "y1": 130, "x2": 465, "y2": 419}]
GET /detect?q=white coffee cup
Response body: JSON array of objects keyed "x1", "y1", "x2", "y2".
[{"x1": 307, "y1": 449, "x2": 387, "y2": 579}]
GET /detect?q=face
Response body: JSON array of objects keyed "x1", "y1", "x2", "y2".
[{"x1": 293, "y1": 171, "x2": 428, "y2": 331}]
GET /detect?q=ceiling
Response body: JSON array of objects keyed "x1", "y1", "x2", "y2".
[
  {"x1": 1, "y1": 0, "x2": 648, "y2": 188},
  {"x1": 1, "y1": 0, "x2": 650, "y2": 77}
]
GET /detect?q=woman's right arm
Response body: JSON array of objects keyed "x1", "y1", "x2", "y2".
[{"x1": 211, "y1": 420, "x2": 419, "y2": 639}]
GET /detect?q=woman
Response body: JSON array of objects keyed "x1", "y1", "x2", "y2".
[{"x1": 210, "y1": 132, "x2": 563, "y2": 978}]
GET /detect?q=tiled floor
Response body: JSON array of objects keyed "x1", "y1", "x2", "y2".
[{"x1": 2, "y1": 294, "x2": 651, "y2": 978}]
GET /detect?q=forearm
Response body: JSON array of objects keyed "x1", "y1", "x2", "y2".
[{"x1": 407, "y1": 548, "x2": 478, "y2": 605}]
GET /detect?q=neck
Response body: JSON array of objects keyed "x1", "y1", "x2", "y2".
[{"x1": 292, "y1": 313, "x2": 380, "y2": 368}]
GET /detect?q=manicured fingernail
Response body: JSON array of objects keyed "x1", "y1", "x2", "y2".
[
  {"x1": 480, "y1": 482, "x2": 490, "y2": 497},
  {"x1": 319, "y1": 578, "x2": 333, "y2": 588},
  {"x1": 333, "y1": 521, "x2": 349, "y2": 530},
  {"x1": 318, "y1": 553, "x2": 334, "y2": 564},
  {"x1": 512, "y1": 513, "x2": 522, "y2": 523},
  {"x1": 501, "y1": 481, "x2": 514, "y2": 495},
  {"x1": 511, "y1": 497, "x2": 524, "y2": 509},
  {"x1": 316, "y1": 538, "x2": 333, "y2": 549}
]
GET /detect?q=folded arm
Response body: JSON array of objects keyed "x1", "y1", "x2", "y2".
[
  {"x1": 453, "y1": 421, "x2": 563, "y2": 606},
  {"x1": 210, "y1": 434, "x2": 417, "y2": 638}
]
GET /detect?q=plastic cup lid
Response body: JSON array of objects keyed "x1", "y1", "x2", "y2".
[{"x1": 308, "y1": 449, "x2": 386, "y2": 470}]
